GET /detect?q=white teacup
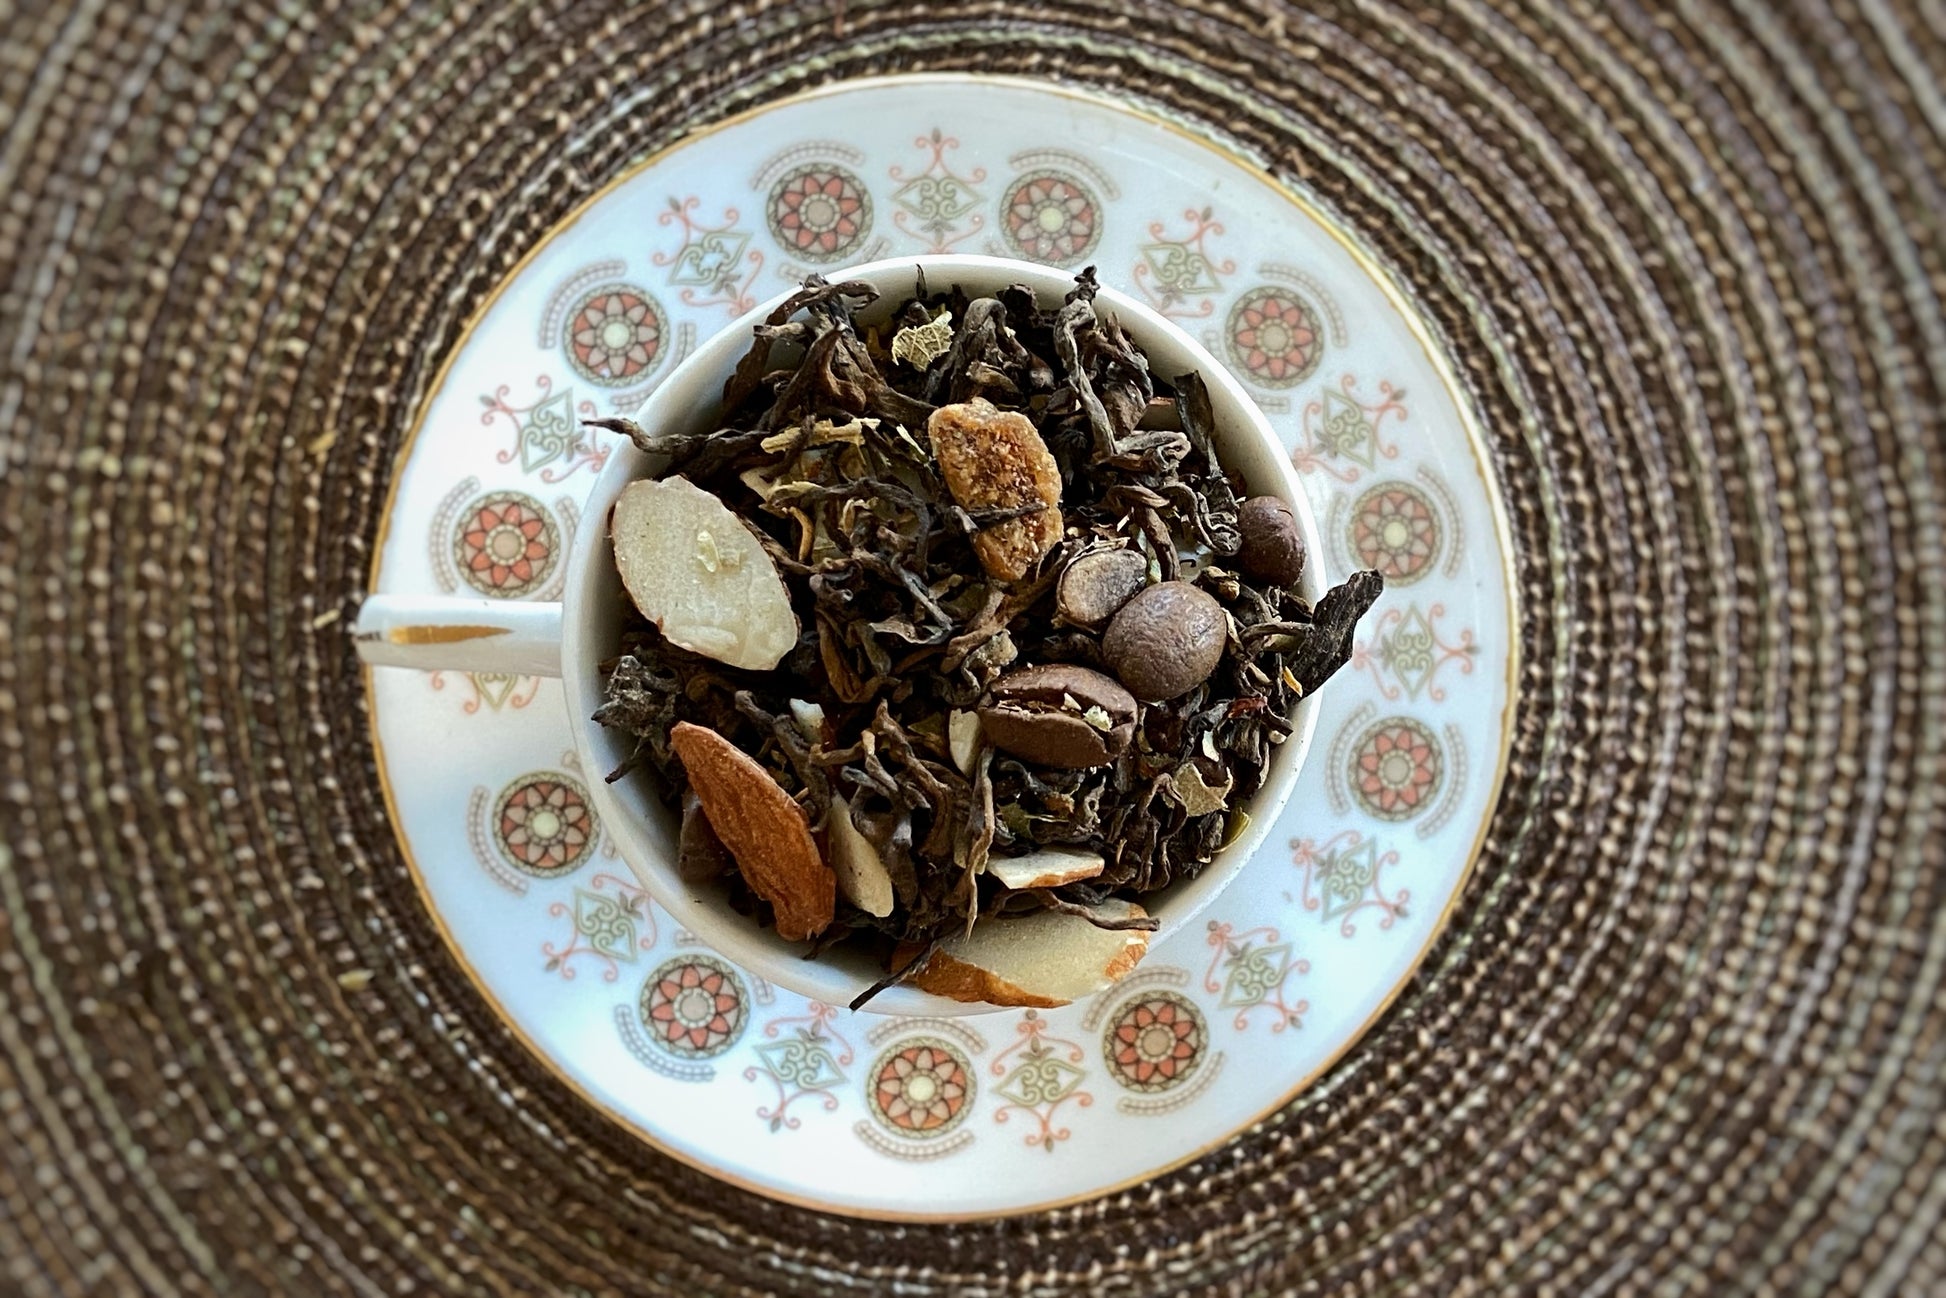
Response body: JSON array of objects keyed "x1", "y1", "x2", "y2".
[{"x1": 357, "y1": 254, "x2": 1323, "y2": 1016}]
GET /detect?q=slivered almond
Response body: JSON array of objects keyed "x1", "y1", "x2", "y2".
[
  {"x1": 985, "y1": 848, "x2": 1105, "y2": 891},
  {"x1": 611, "y1": 476, "x2": 798, "y2": 670},
  {"x1": 670, "y1": 722, "x2": 834, "y2": 941},
  {"x1": 900, "y1": 899, "x2": 1151, "y2": 1007},
  {"x1": 927, "y1": 398, "x2": 1063, "y2": 582},
  {"x1": 826, "y1": 793, "x2": 895, "y2": 918}
]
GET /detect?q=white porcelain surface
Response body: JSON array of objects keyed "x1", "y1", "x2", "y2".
[{"x1": 366, "y1": 75, "x2": 1517, "y2": 1219}]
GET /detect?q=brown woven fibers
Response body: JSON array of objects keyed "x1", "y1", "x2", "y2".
[{"x1": 2, "y1": 1, "x2": 1943, "y2": 1294}]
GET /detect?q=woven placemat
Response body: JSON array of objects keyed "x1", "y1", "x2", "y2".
[{"x1": 3, "y1": 2, "x2": 1942, "y2": 1293}]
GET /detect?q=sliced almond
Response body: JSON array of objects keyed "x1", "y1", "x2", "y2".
[
  {"x1": 611, "y1": 476, "x2": 798, "y2": 671},
  {"x1": 985, "y1": 847, "x2": 1105, "y2": 891},
  {"x1": 670, "y1": 722, "x2": 834, "y2": 941},
  {"x1": 902, "y1": 899, "x2": 1150, "y2": 1007},
  {"x1": 947, "y1": 709, "x2": 983, "y2": 776},
  {"x1": 825, "y1": 793, "x2": 895, "y2": 918},
  {"x1": 927, "y1": 398, "x2": 1063, "y2": 582}
]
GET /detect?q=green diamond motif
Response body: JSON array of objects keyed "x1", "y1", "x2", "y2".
[
  {"x1": 893, "y1": 175, "x2": 980, "y2": 227},
  {"x1": 573, "y1": 888, "x2": 639, "y2": 964},
  {"x1": 470, "y1": 672, "x2": 521, "y2": 710},
  {"x1": 1220, "y1": 941, "x2": 1292, "y2": 1010},
  {"x1": 518, "y1": 387, "x2": 581, "y2": 473},
  {"x1": 667, "y1": 229, "x2": 751, "y2": 291},
  {"x1": 997, "y1": 1050, "x2": 1084, "y2": 1108},
  {"x1": 1316, "y1": 387, "x2": 1378, "y2": 468},
  {"x1": 1139, "y1": 241, "x2": 1223, "y2": 297},
  {"x1": 755, "y1": 1034, "x2": 845, "y2": 1092},
  {"x1": 1318, "y1": 843, "x2": 1381, "y2": 920},
  {"x1": 1381, "y1": 605, "x2": 1438, "y2": 699}
]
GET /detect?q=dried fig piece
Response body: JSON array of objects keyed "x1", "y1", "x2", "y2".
[
  {"x1": 670, "y1": 722, "x2": 834, "y2": 941},
  {"x1": 926, "y1": 397, "x2": 1063, "y2": 581}
]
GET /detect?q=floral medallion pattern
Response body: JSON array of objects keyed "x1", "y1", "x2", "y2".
[
  {"x1": 867, "y1": 1037, "x2": 976, "y2": 1138},
  {"x1": 999, "y1": 171, "x2": 1103, "y2": 266},
  {"x1": 1226, "y1": 286, "x2": 1326, "y2": 388},
  {"x1": 639, "y1": 955, "x2": 749, "y2": 1060},
  {"x1": 1347, "y1": 481, "x2": 1441, "y2": 583},
  {"x1": 367, "y1": 77, "x2": 1516, "y2": 1218},
  {"x1": 1102, "y1": 992, "x2": 1208, "y2": 1092},
  {"x1": 451, "y1": 492, "x2": 558, "y2": 598},
  {"x1": 561, "y1": 283, "x2": 666, "y2": 386},
  {"x1": 492, "y1": 773, "x2": 596, "y2": 878},
  {"x1": 766, "y1": 164, "x2": 873, "y2": 262},
  {"x1": 1348, "y1": 717, "x2": 1445, "y2": 822}
]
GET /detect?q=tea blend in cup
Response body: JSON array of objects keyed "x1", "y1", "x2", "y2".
[{"x1": 590, "y1": 269, "x2": 1381, "y2": 1008}]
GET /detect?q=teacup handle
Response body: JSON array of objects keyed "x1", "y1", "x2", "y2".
[{"x1": 353, "y1": 594, "x2": 565, "y2": 678}]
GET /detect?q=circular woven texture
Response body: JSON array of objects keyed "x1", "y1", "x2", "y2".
[{"x1": 2, "y1": 2, "x2": 1942, "y2": 1294}]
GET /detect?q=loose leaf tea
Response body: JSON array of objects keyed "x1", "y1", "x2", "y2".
[{"x1": 590, "y1": 268, "x2": 1382, "y2": 1008}]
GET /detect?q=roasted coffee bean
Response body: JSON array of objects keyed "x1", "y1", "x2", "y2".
[
  {"x1": 1055, "y1": 547, "x2": 1149, "y2": 629},
  {"x1": 978, "y1": 664, "x2": 1138, "y2": 769},
  {"x1": 1102, "y1": 581, "x2": 1227, "y2": 701},
  {"x1": 1236, "y1": 495, "x2": 1306, "y2": 588}
]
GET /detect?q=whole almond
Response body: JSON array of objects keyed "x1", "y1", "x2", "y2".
[
  {"x1": 670, "y1": 721, "x2": 835, "y2": 941},
  {"x1": 927, "y1": 397, "x2": 1063, "y2": 581}
]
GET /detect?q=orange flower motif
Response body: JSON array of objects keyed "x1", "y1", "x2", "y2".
[
  {"x1": 457, "y1": 496, "x2": 555, "y2": 596},
  {"x1": 1352, "y1": 719, "x2": 1442, "y2": 820},
  {"x1": 641, "y1": 957, "x2": 747, "y2": 1059},
  {"x1": 1002, "y1": 172, "x2": 1101, "y2": 265},
  {"x1": 870, "y1": 1041, "x2": 973, "y2": 1134},
  {"x1": 566, "y1": 286, "x2": 662, "y2": 384},
  {"x1": 1105, "y1": 993, "x2": 1207, "y2": 1092},
  {"x1": 769, "y1": 166, "x2": 870, "y2": 261},
  {"x1": 495, "y1": 776, "x2": 594, "y2": 875},
  {"x1": 1228, "y1": 288, "x2": 1324, "y2": 387}
]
